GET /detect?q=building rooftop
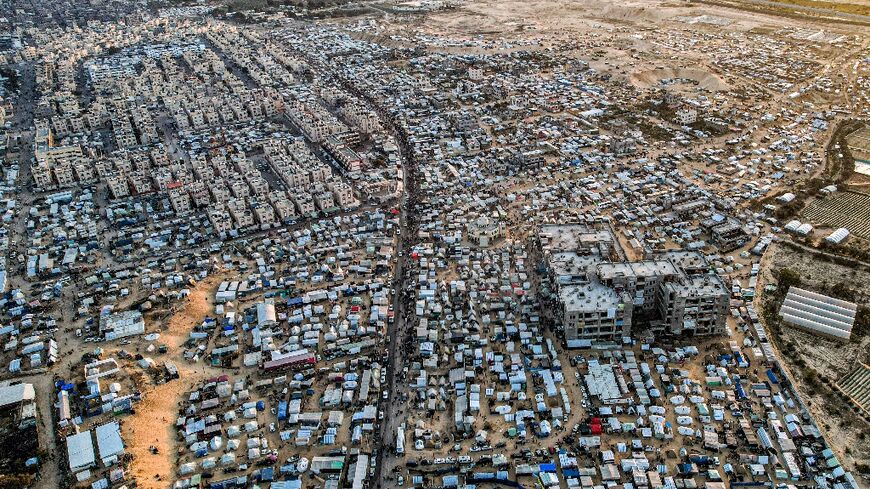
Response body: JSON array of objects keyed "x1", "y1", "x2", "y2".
[
  {"x1": 559, "y1": 282, "x2": 624, "y2": 313},
  {"x1": 540, "y1": 224, "x2": 615, "y2": 254},
  {"x1": 596, "y1": 260, "x2": 678, "y2": 281},
  {"x1": 663, "y1": 274, "x2": 729, "y2": 298},
  {"x1": 0, "y1": 383, "x2": 35, "y2": 408},
  {"x1": 549, "y1": 252, "x2": 599, "y2": 279}
]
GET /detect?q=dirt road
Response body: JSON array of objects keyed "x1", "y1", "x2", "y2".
[{"x1": 121, "y1": 274, "x2": 228, "y2": 488}]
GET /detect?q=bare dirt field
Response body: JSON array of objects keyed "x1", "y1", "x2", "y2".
[
  {"x1": 630, "y1": 67, "x2": 731, "y2": 90},
  {"x1": 360, "y1": 0, "x2": 864, "y2": 94},
  {"x1": 414, "y1": 0, "x2": 861, "y2": 37},
  {"x1": 756, "y1": 243, "x2": 870, "y2": 478},
  {"x1": 122, "y1": 274, "x2": 228, "y2": 488}
]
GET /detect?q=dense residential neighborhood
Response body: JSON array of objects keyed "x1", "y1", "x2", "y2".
[{"x1": 0, "y1": 0, "x2": 868, "y2": 488}]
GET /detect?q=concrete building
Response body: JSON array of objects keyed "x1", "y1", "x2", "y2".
[
  {"x1": 675, "y1": 108, "x2": 697, "y2": 125},
  {"x1": 168, "y1": 183, "x2": 192, "y2": 214},
  {"x1": 467, "y1": 216, "x2": 505, "y2": 247},
  {"x1": 543, "y1": 226, "x2": 729, "y2": 344},
  {"x1": 106, "y1": 174, "x2": 130, "y2": 199}
]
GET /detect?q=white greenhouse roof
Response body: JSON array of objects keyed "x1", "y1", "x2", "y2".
[{"x1": 779, "y1": 287, "x2": 857, "y2": 340}]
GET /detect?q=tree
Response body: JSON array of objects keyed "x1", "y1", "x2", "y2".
[
  {"x1": 776, "y1": 268, "x2": 801, "y2": 294},
  {"x1": 830, "y1": 282, "x2": 856, "y2": 302}
]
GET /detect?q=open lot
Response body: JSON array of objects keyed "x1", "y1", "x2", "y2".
[{"x1": 756, "y1": 242, "x2": 870, "y2": 477}]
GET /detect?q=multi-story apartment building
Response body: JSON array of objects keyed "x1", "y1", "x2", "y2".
[
  {"x1": 558, "y1": 283, "x2": 633, "y2": 342},
  {"x1": 542, "y1": 225, "x2": 729, "y2": 345},
  {"x1": 269, "y1": 191, "x2": 298, "y2": 223},
  {"x1": 329, "y1": 181, "x2": 357, "y2": 209},
  {"x1": 208, "y1": 207, "x2": 233, "y2": 235},
  {"x1": 313, "y1": 187, "x2": 336, "y2": 212},
  {"x1": 168, "y1": 184, "x2": 192, "y2": 215},
  {"x1": 106, "y1": 174, "x2": 130, "y2": 199},
  {"x1": 293, "y1": 192, "x2": 317, "y2": 217},
  {"x1": 324, "y1": 136, "x2": 362, "y2": 173},
  {"x1": 253, "y1": 202, "x2": 277, "y2": 228},
  {"x1": 73, "y1": 162, "x2": 97, "y2": 184},
  {"x1": 227, "y1": 199, "x2": 254, "y2": 229}
]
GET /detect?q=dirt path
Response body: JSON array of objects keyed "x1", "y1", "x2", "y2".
[
  {"x1": 22, "y1": 372, "x2": 61, "y2": 489},
  {"x1": 121, "y1": 274, "x2": 228, "y2": 488}
]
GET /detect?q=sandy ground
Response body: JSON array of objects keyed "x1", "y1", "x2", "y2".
[
  {"x1": 408, "y1": 0, "x2": 862, "y2": 39},
  {"x1": 756, "y1": 243, "x2": 870, "y2": 481},
  {"x1": 630, "y1": 67, "x2": 731, "y2": 91},
  {"x1": 121, "y1": 274, "x2": 228, "y2": 488}
]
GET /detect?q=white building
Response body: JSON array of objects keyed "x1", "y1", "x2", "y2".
[
  {"x1": 466, "y1": 216, "x2": 505, "y2": 247},
  {"x1": 779, "y1": 287, "x2": 857, "y2": 340},
  {"x1": 100, "y1": 310, "x2": 146, "y2": 341},
  {"x1": 675, "y1": 108, "x2": 697, "y2": 125},
  {"x1": 67, "y1": 431, "x2": 96, "y2": 473},
  {"x1": 95, "y1": 422, "x2": 125, "y2": 466},
  {"x1": 257, "y1": 302, "x2": 277, "y2": 328}
]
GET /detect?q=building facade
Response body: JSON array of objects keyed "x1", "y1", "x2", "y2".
[{"x1": 542, "y1": 225, "x2": 729, "y2": 343}]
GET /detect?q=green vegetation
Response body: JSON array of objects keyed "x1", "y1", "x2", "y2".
[
  {"x1": 816, "y1": 239, "x2": 870, "y2": 278},
  {"x1": 757, "y1": 271, "x2": 869, "y2": 427},
  {"x1": 775, "y1": 267, "x2": 802, "y2": 293},
  {"x1": 227, "y1": 0, "x2": 269, "y2": 10},
  {"x1": 695, "y1": 0, "x2": 870, "y2": 26},
  {"x1": 825, "y1": 120, "x2": 862, "y2": 184},
  {"x1": 754, "y1": 120, "x2": 862, "y2": 223}
]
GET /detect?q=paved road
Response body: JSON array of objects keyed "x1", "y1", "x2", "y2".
[
  {"x1": 307, "y1": 49, "x2": 421, "y2": 487},
  {"x1": 352, "y1": 94, "x2": 415, "y2": 489},
  {"x1": 216, "y1": 32, "x2": 418, "y2": 486}
]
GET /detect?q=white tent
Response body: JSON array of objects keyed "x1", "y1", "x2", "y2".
[
  {"x1": 96, "y1": 422, "x2": 124, "y2": 464},
  {"x1": 67, "y1": 431, "x2": 96, "y2": 472},
  {"x1": 257, "y1": 302, "x2": 277, "y2": 327}
]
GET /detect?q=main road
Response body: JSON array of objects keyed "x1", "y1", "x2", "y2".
[
  {"x1": 311, "y1": 61, "x2": 419, "y2": 489},
  {"x1": 219, "y1": 29, "x2": 418, "y2": 486}
]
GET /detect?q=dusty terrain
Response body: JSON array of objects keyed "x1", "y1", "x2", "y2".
[
  {"x1": 414, "y1": 0, "x2": 855, "y2": 36},
  {"x1": 630, "y1": 67, "x2": 731, "y2": 91},
  {"x1": 756, "y1": 243, "x2": 870, "y2": 477},
  {"x1": 121, "y1": 274, "x2": 227, "y2": 488}
]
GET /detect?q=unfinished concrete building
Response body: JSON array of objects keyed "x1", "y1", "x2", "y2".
[{"x1": 542, "y1": 225, "x2": 729, "y2": 344}]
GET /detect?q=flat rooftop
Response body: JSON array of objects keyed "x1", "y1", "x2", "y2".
[
  {"x1": 662, "y1": 250, "x2": 710, "y2": 271},
  {"x1": 559, "y1": 282, "x2": 623, "y2": 313},
  {"x1": 549, "y1": 252, "x2": 599, "y2": 278},
  {"x1": 596, "y1": 260, "x2": 678, "y2": 280},
  {"x1": 540, "y1": 224, "x2": 614, "y2": 253},
  {"x1": 663, "y1": 274, "x2": 728, "y2": 298}
]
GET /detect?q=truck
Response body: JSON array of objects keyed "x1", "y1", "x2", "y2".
[{"x1": 396, "y1": 425, "x2": 405, "y2": 456}]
